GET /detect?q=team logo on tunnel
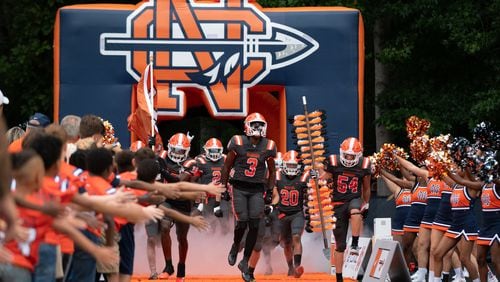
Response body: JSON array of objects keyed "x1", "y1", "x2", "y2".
[{"x1": 100, "y1": 0, "x2": 318, "y2": 117}]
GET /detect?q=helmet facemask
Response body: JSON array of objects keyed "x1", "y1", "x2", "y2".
[
  {"x1": 247, "y1": 121, "x2": 266, "y2": 137},
  {"x1": 205, "y1": 147, "x2": 223, "y2": 162},
  {"x1": 339, "y1": 150, "x2": 361, "y2": 167},
  {"x1": 168, "y1": 144, "x2": 189, "y2": 163},
  {"x1": 283, "y1": 160, "x2": 301, "y2": 176}
]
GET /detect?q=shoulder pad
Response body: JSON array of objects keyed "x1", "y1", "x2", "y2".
[
  {"x1": 328, "y1": 154, "x2": 338, "y2": 167},
  {"x1": 300, "y1": 170, "x2": 310, "y2": 182},
  {"x1": 266, "y1": 139, "x2": 276, "y2": 151},
  {"x1": 361, "y1": 157, "x2": 370, "y2": 169}
]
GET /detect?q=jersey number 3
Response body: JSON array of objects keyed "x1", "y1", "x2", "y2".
[
  {"x1": 244, "y1": 157, "x2": 258, "y2": 177},
  {"x1": 337, "y1": 175, "x2": 359, "y2": 193}
]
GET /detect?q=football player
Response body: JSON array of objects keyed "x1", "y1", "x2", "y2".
[
  {"x1": 221, "y1": 112, "x2": 277, "y2": 282},
  {"x1": 273, "y1": 150, "x2": 308, "y2": 278},
  {"x1": 321, "y1": 137, "x2": 371, "y2": 282},
  {"x1": 158, "y1": 133, "x2": 199, "y2": 282}
]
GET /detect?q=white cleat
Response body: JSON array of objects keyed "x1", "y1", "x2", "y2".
[{"x1": 487, "y1": 270, "x2": 499, "y2": 282}]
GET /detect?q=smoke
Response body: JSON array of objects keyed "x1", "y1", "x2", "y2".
[{"x1": 132, "y1": 215, "x2": 332, "y2": 276}]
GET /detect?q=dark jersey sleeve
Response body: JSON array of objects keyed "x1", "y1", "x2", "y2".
[{"x1": 227, "y1": 135, "x2": 240, "y2": 152}]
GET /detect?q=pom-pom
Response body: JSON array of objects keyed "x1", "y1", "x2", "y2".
[
  {"x1": 476, "y1": 150, "x2": 498, "y2": 183},
  {"x1": 406, "y1": 116, "x2": 431, "y2": 139},
  {"x1": 473, "y1": 121, "x2": 499, "y2": 151},
  {"x1": 410, "y1": 135, "x2": 431, "y2": 165},
  {"x1": 101, "y1": 119, "x2": 118, "y2": 145},
  {"x1": 448, "y1": 137, "x2": 471, "y2": 169}
]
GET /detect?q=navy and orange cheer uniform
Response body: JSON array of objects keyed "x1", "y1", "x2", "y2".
[
  {"x1": 392, "y1": 189, "x2": 412, "y2": 236},
  {"x1": 477, "y1": 183, "x2": 500, "y2": 246},
  {"x1": 403, "y1": 181, "x2": 427, "y2": 233},
  {"x1": 420, "y1": 178, "x2": 445, "y2": 229},
  {"x1": 445, "y1": 184, "x2": 478, "y2": 241},
  {"x1": 432, "y1": 182, "x2": 453, "y2": 231}
]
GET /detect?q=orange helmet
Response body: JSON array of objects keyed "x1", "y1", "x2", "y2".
[
  {"x1": 203, "y1": 138, "x2": 223, "y2": 161},
  {"x1": 275, "y1": 151, "x2": 283, "y2": 170},
  {"x1": 339, "y1": 137, "x2": 363, "y2": 167},
  {"x1": 130, "y1": 140, "x2": 144, "y2": 152},
  {"x1": 244, "y1": 112, "x2": 267, "y2": 137},
  {"x1": 282, "y1": 150, "x2": 301, "y2": 176},
  {"x1": 167, "y1": 133, "x2": 192, "y2": 163}
]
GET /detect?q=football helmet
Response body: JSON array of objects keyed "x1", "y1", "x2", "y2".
[
  {"x1": 339, "y1": 137, "x2": 363, "y2": 167},
  {"x1": 167, "y1": 133, "x2": 191, "y2": 163},
  {"x1": 203, "y1": 138, "x2": 223, "y2": 162},
  {"x1": 282, "y1": 150, "x2": 301, "y2": 176},
  {"x1": 244, "y1": 112, "x2": 267, "y2": 137}
]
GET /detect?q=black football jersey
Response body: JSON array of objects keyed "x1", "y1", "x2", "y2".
[
  {"x1": 227, "y1": 135, "x2": 276, "y2": 184},
  {"x1": 324, "y1": 154, "x2": 371, "y2": 202},
  {"x1": 165, "y1": 157, "x2": 197, "y2": 212},
  {"x1": 195, "y1": 154, "x2": 226, "y2": 185},
  {"x1": 276, "y1": 171, "x2": 309, "y2": 214}
]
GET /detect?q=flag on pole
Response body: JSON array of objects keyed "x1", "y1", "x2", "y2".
[{"x1": 127, "y1": 62, "x2": 162, "y2": 148}]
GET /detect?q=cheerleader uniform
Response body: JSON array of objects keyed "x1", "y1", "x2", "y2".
[
  {"x1": 477, "y1": 183, "x2": 500, "y2": 246},
  {"x1": 445, "y1": 184, "x2": 478, "y2": 240},
  {"x1": 420, "y1": 178, "x2": 445, "y2": 229},
  {"x1": 403, "y1": 182, "x2": 428, "y2": 233},
  {"x1": 392, "y1": 189, "x2": 412, "y2": 236},
  {"x1": 432, "y1": 182, "x2": 453, "y2": 231}
]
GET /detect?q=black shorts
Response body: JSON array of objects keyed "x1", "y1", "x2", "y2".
[
  {"x1": 160, "y1": 202, "x2": 190, "y2": 236},
  {"x1": 118, "y1": 223, "x2": 135, "y2": 275},
  {"x1": 333, "y1": 198, "x2": 362, "y2": 249},
  {"x1": 231, "y1": 187, "x2": 264, "y2": 221},
  {"x1": 280, "y1": 211, "x2": 305, "y2": 243}
]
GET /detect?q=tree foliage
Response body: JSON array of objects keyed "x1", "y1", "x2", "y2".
[{"x1": 0, "y1": 0, "x2": 498, "y2": 146}]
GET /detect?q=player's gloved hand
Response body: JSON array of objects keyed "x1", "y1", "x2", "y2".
[
  {"x1": 221, "y1": 190, "x2": 231, "y2": 201},
  {"x1": 264, "y1": 189, "x2": 273, "y2": 205},
  {"x1": 305, "y1": 221, "x2": 313, "y2": 233},
  {"x1": 213, "y1": 203, "x2": 223, "y2": 218},
  {"x1": 148, "y1": 135, "x2": 156, "y2": 148},
  {"x1": 309, "y1": 169, "x2": 319, "y2": 179},
  {"x1": 264, "y1": 205, "x2": 275, "y2": 216},
  {"x1": 360, "y1": 202, "x2": 369, "y2": 219}
]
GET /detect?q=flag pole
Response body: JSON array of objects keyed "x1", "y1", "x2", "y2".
[{"x1": 148, "y1": 54, "x2": 155, "y2": 149}]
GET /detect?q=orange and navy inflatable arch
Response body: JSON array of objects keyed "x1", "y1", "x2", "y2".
[{"x1": 54, "y1": 0, "x2": 364, "y2": 152}]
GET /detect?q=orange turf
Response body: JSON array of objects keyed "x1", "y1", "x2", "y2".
[{"x1": 131, "y1": 273, "x2": 357, "y2": 281}]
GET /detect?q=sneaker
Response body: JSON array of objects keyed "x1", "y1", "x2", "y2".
[
  {"x1": 238, "y1": 258, "x2": 248, "y2": 273},
  {"x1": 463, "y1": 268, "x2": 469, "y2": 278},
  {"x1": 410, "y1": 271, "x2": 422, "y2": 280},
  {"x1": 488, "y1": 270, "x2": 499, "y2": 282},
  {"x1": 228, "y1": 244, "x2": 238, "y2": 266},
  {"x1": 451, "y1": 276, "x2": 466, "y2": 282},
  {"x1": 287, "y1": 267, "x2": 295, "y2": 276},
  {"x1": 241, "y1": 272, "x2": 256, "y2": 282},
  {"x1": 176, "y1": 278, "x2": 185, "y2": 282},
  {"x1": 294, "y1": 266, "x2": 304, "y2": 278},
  {"x1": 148, "y1": 272, "x2": 159, "y2": 280}
]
